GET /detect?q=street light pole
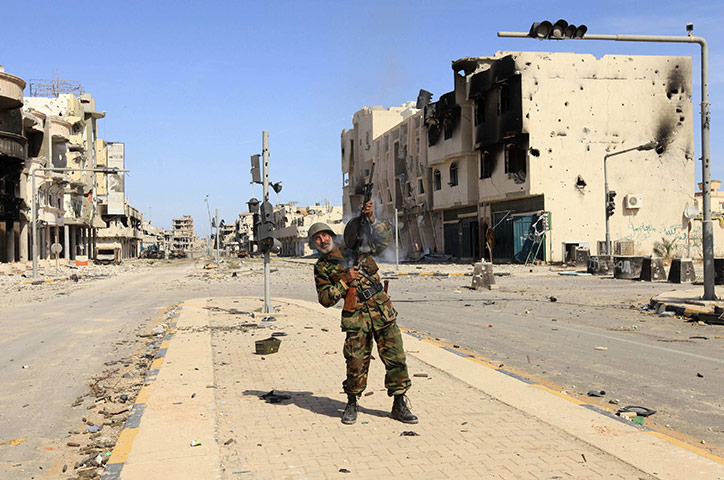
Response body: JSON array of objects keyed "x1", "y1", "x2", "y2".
[
  {"x1": 603, "y1": 141, "x2": 658, "y2": 256},
  {"x1": 31, "y1": 167, "x2": 127, "y2": 279},
  {"x1": 497, "y1": 26, "x2": 715, "y2": 299}
]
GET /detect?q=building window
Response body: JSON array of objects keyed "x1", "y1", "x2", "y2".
[
  {"x1": 444, "y1": 120, "x2": 453, "y2": 140},
  {"x1": 480, "y1": 151, "x2": 492, "y2": 179},
  {"x1": 498, "y1": 85, "x2": 511, "y2": 115},
  {"x1": 505, "y1": 144, "x2": 527, "y2": 183},
  {"x1": 475, "y1": 97, "x2": 485, "y2": 125},
  {"x1": 449, "y1": 163, "x2": 458, "y2": 187},
  {"x1": 343, "y1": 172, "x2": 349, "y2": 186},
  {"x1": 418, "y1": 178, "x2": 425, "y2": 194},
  {"x1": 434, "y1": 169, "x2": 441, "y2": 191}
]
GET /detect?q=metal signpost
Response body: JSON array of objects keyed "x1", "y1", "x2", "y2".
[
  {"x1": 497, "y1": 21, "x2": 715, "y2": 299},
  {"x1": 262, "y1": 131, "x2": 272, "y2": 313}
]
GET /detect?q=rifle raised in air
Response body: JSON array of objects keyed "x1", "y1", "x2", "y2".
[{"x1": 342, "y1": 163, "x2": 382, "y2": 311}]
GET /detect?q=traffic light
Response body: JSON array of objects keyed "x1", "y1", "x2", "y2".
[
  {"x1": 529, "y1": 19, "x2": 586, "y2": 39},
  {"x1": 250, "y1": 155, "x2": 262, "y2": 184},
  {"x1": 258, "y1": 200, "x2": 280, "y2": 254},
  {"x1": 606, "y1": 191, "x2": 617, "y2": 218}
]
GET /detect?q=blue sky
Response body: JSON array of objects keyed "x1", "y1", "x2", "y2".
[{"x1": 3, "y1": 1, "x2": 722, "y2": 233}]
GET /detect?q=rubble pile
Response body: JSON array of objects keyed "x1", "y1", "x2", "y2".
[{"x1": 57, "y1": 306, "x2": 179, "y2": 480}]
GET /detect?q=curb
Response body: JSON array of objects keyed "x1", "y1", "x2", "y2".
[
  {"x1": 649, "y1": 296, "x2": 724, "y2": 323},
  {"x1": 383, "y1": 271, "x2": 471, "y2": 277},
  {"x1": 101, "y1": 306, "x2": 183, "y2": 480}
]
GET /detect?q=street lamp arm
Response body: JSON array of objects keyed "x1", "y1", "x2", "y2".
[{"x1": 497, "y1": 31, "x2": 706, "y2": 46}]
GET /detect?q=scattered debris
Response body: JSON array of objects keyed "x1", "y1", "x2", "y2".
[
  {"x1": 594, "y1": 346, "x2": 608, "y2": 351},
  {"x1": 632, "y1": 416, "x2": 645, "y2": 425},
  {"x1": 413, "y1": 373, "x2": 428, "y2": 378},
  {"x1": 339, "y1": 468, "x2": 351, "y2": 473},
  {"x1": 271, "y1": 332, "x2": 287, "y2": 337},
  {"x1": 255, "y1": 337, "x2": 281, "y2": 355},
  {"x1": 549, "y1": 296, "x2": 557, "y2": 302},
  {"x1": 190, "y1": 439, "x2": 202, "y2": 447},
  {"x1": 609, "y1": 399, "x2": 619, "y2": 405},
  {"x1": 617, "y1": 406, "x2": 656, "y2": 417},
  {"x1": 364, "y1": 392, "x2": 374, "y2": 396},
  {"x1": 697, "y1": 373, "x2": 704, "y2": 378},
  {"x1": 400, "y1": 431, "x2": 420, "y2": 436},
  {"x1": 587, "y1": 390, "x2": 606, "y2": 397},
  {"x1": 223, "y1": 438, "x2": 234, "y2": 445},
  {"x1": 260, "y1": 390, "x2": 292, "y2": 403},
  {"x1": 581, "y1": 453, "x2": 587, "y2": 463},
  {"x1": 1, "y1": 439, "x2": 27, "y2": 446}
]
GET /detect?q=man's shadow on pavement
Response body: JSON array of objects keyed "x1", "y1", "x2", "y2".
[{"x1": 242, "y1": 390, "x2": 390, "y2": 419}]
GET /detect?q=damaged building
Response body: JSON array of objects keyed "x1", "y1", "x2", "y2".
[
  {"x1": 273, "y1": 202, "x2": 344, "y2": 256},
  {"x1": 0, "y1": 68, "x2": 146, "y2": 267},
  {"x1": 0, "y1": 67, "x2": 26, "y2": 262},
  {"x1": 343, "y1": 51, "x2": 698, "y2": 262},
  {"x1": 172, "y1": 215, "x2": 195, "y2": 252}
]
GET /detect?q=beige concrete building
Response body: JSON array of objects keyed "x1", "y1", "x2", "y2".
[
  {"x1": 96, "y1": 202, "x2": 143, "y2": 260},
  {"x1": 172, "y1": 215, "x2": 194, "y2": 252},
  {"x1": 273, "y1": 202, "x2": 344, "y2": 256},
  {"x1": 343, "y1": 51, "x2": 700, "y2": 263},
  {"x1": 23, "y1": 92, "x2": 107, "y2": 262}
]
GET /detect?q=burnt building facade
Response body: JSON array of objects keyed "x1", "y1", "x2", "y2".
[{"x1": 343, "y1": 51, "x2": 698, "y2": 263}]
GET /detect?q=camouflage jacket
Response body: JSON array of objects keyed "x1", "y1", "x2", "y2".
[{"x1": 314, "y1": 221, "x2": 396, "y2": 331}]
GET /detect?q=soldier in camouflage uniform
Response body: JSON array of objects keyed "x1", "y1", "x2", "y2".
[{"x1": 309, "y1": 201, "x2": 418, "y2": 425}]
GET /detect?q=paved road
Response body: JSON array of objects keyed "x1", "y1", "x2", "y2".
[
  {"x1": 1, "y1": 259, "x2": 722, "y2": 477},
  {"x1": 391, "y1": 272, "x2": 724, "y2": 448}
]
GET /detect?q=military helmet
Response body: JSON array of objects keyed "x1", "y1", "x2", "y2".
[{"x1": 308, "y1": 222, "x2": 334, "y2": 246}]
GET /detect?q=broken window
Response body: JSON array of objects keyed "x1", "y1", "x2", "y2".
[
  {"x1": 505, "y1": 144, "x2": 526, "y2": 183},
  {"x1": 443, "y1": 117, "x2": 454, "y2": 140},
  {"x1": 475, "y1": 97, "x2": 485, "y2": 125},
  {"x1": 449, "y1": 163, "x2": 458, "y2": 187},
  {"x1": 498, "y1": 84, "x2": 511, "y2": 115},
  {"x1": 480, "y1": 151, "x2": 492, "y2": 179},
  {"x1": 434, "y1": 169, "x2": 441, "y2": 191}
]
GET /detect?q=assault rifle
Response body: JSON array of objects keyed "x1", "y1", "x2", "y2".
[{"x1": 342, "y1": 164, "x2": 383, "y2": 311}]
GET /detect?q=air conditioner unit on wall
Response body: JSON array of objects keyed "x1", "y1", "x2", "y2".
[{"x1": 624, "y1": 194, "x2": 643, "y2": 209}]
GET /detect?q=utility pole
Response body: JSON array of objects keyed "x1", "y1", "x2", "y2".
[
  {"x1": 215, "y1": 208, "x2": 220, "y2": 274},
  {"x1": 262, "y1": 131, "x2": 272, "y2": 313},
  {"x1": 394, "y1": 208, "x2": 399, "y2": 268}
]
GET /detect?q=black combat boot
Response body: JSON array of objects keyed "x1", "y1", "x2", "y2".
[
  {"x1": 391, "y1": 394, "x2": 418, "y2": 424},
  {"x1": 341, "y1": 393, "x2": 358, "y2": 425}
]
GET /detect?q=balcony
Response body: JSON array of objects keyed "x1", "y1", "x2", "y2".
[
  {"x1": 0, "y1": 131, "x2": 26, "y2": 159},
  {"x1": 50, "y1": 117, "x2": 72, "y2": 142},
  {"x1": 0, "y1": 72, "x2": 25, "y2": 110}
]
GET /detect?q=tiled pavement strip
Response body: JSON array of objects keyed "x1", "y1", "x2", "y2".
[{"x1": 105, "y1": 296, "x2": 724, "y2": 480}]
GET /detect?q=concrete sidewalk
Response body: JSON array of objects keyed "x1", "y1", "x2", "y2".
[{"x1": 103, "y1": 296, "x2": 724, "y2": 480}]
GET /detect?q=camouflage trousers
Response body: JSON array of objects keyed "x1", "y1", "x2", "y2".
[{"x1": 342, "y1": 303, "x2": 411, "y2": 397}]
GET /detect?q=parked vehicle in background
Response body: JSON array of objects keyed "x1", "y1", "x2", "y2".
[{"x1": 95, "y1": 247, "x2": 121, "y2": 265}]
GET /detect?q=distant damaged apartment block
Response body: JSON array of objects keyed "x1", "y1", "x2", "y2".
[
  {"x1": 343, "y1": 51, "x2": 699, "y2": 262},
  {"x1": 172, "y1": 215, "x2": 194, "y2": 252}
]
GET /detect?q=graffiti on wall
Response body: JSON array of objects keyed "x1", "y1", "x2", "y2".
[{"x1": 621, "y1": 221, "x2": 703, "y2": 254}]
